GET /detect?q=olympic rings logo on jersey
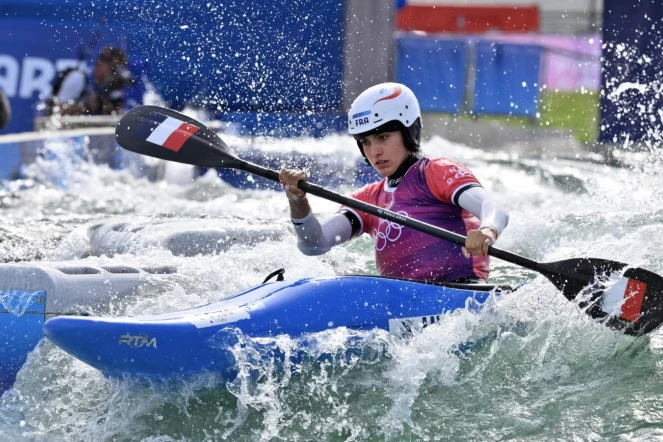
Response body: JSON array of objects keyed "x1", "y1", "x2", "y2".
[{"x1": 373, "y1": 211, "x2": 409, "y2": 251}]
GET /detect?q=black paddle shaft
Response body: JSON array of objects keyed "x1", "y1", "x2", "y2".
[
  {"x1": 115, "y1": 106, "x2": 663, "y2": 335},
  {"x1": 236, "y1": 158, "x2": 663, "y2": 336},
  {"x1": 238, "y1": 152, "x2": 663, "y2": 336},
  {"x1": 238, "y1": 161, "x2": 547, "y2": 274}
]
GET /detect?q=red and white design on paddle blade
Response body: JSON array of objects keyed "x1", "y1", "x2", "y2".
[
  {"x1": 602, "y1": 272, "x2": 647, "y2": 322},
  {"x1": 146, "y1": 117, "x2": 200, "y2": 152}
]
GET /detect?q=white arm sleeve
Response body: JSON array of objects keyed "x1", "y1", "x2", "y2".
[
  {"x1": 457, "y1": 186, "x2": 509, "y2": 237},
  {"x1": 291, "y1": 211, "x2": 354, "y2": 256},
  {"x1": 56, "y1": 71, "x2": 86, "y2": 103}
]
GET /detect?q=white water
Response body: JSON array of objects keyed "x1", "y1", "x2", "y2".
[{"x1": 0, "y1": 134, "x2": 662, "y2": 441}]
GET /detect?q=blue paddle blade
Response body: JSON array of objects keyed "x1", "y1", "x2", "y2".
[
  {"x1": 115, "y1": 105, "x2": 240, "y2": 168},
  {"x1": 540, "y1": 258, "x2": 663, "y2": 335}
]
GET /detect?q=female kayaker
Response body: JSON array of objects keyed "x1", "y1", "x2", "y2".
[{"x1": 279, "y1": 83, "x2": 509, "y2": 283}]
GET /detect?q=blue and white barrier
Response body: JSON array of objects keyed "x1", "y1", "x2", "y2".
[
  {"x1": 0, "y1": 263, "x2": 175, "y2": 390},
  {"x1": 84, "y1": 219, "x2": 285, "y2": 257}
]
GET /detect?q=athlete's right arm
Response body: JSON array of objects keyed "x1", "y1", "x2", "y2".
[
  {"x1": 280, "y1": 169, "x2": 356, "y2": 255},
  {"x1": 291, "y1": 212, "x2": 354, "y2": 255},
  {"x1": 279, "y1": 169, "x2": 311, "y2": 219}
]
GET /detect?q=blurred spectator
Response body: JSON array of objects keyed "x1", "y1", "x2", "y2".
[
  {"x1": 46, "y1": 47, "x2": 134, "y2": 116},
  {"x1": 0, "y1": 88, "x2": 10, "y2": 129}
]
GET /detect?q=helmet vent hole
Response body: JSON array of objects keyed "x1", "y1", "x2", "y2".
[
  {"x1": 399, "y1": 113, "x2": 402, "y2": 116},
  {"x1": 375, "y1": 113, "x2": 378, "y2": 117},
  {"x1": 405, "y1": 105, "x2": 409, "y2": 109},
  {"x1": 406, "y1": 120, "x2": 409, "y2": 124}
]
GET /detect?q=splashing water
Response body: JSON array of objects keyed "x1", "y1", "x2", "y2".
[
  {"x1": 0, "y1": 291, "x2": 41, "y2": 317},
  {"x1": 1, "y1": 133, "x2": 663, "y2": 441}
]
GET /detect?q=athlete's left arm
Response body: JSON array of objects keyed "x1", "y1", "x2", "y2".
[
  {"x1": 458, "y1": 187, "x2": 509, "y2": 257},
  {"x1": 457, "y1": 187, "x2": 509, "y2": 238},
  {"x1": 423, "y1": 159, "x2": 509, "y2": 256}
]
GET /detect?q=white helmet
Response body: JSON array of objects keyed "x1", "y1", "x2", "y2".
[{"x1": 348, "y1": 82, "x2": 422, "y2": 153}]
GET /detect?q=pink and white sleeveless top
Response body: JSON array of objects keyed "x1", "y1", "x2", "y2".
[{"x1": 342, "y1": 157, "x2": 489, "y2": 282}]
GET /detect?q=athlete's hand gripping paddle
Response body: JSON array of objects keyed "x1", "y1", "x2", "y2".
[{"x1": 115, "y1": 105, "x2": 663, "y2": 336}]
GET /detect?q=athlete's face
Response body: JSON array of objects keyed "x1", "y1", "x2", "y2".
[{"x1": 359, "y1": 131, "x2": 409, "y2": 177}]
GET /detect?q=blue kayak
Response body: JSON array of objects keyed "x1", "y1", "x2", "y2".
[{"x1": 44, "y1": 275, "x2": 508, "y2": 381}]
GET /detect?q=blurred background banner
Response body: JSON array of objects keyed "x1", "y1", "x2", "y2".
[
  {"x1": 1, "y1": 0, "x2": 348, "y2": 135},
  {"x1": 396, "y1": 37, "x2": 468, "y2": 113},
  {"x1": 396, "y1": 3, "x2": 540, "y2": 33},
  {"x1": 471, "y1": 42, "x2": 542, "y2": 118},
  {"x1": 494, "y1": 34, "x2": 600, "y2": 92},
  {"x1": 2, "y1": 0, "x2": 663, "y2": 149},
  {"x1": 396, "y1": 0, "x2": 600, "y2": 34},
  {"x1": 600, "y1": 0, "x2": 663, "y2": 144},
  {"x1": 0, "y1": 17, "x2": 124, "y2": 134}
]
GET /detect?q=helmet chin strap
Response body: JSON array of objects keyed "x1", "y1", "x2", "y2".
[{"x1": 386, "y1": 152, "x2": 421, "y2": 187}]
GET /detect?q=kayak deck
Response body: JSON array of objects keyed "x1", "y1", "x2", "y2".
[{"x1": 45, "y1": 275, "x2": 510, "y2": 380}]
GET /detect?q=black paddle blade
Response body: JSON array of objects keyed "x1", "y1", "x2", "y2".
[
  {"x1": 540, "y1": 258, "x2": 663, "y2": 335},
  {"x1": 115, "y1": 105, "x2": 240, "y2": 168}
]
